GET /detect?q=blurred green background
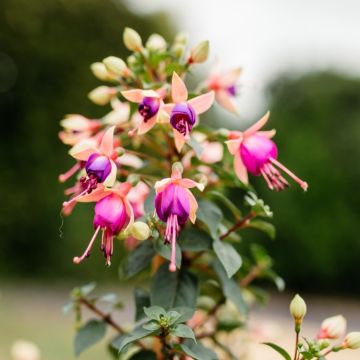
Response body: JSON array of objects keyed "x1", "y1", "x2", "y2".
[{"x1": 1, "y1": 0, "x2": 359, "y2": 358}]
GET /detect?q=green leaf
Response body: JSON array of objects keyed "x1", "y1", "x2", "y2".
[
  {"x1": 143, "y1": 320, "x2": 161, "y2": 331},
  {"x1": 178, "y1": 228, "x2": 212, "y2": 252},
  {"x1": 208, "y1": 190, "x2": 242, "y2": 219},
  {"x1": 143, "y1": 306, "x2": 166, "y2": 321},
  {"x1": 180, "y1": 340, "x2": 218, "y2": 360},
  {"x1": 63, "y1": 301, "x2": 75, "y2": 314},
  {"x1": 150, "y1": 264, "x2": 198, "y2": 310},
  {"x1": 122, "y1": 240, "x2": 155, "y2": 278},
  {"x1": 171, "y1": 307, "x2": 195, "y2": 323},
  {"x1": 248, "y1": 220, "x2": 276, "y2": 239},
  {"x1": 166, "y1": 310, "x2": 182, "y2": 325},
  {"x1": 213, "y1": 238, "x2": 242, "y2": 278},
  {"x1": 80, "y1": 282, "x2": 96, "y2": 296},
  {"x1": 245, "y1": 191, "x2": 273, "y2": 217},
  {"x1": 188, "y1": 136, "x2": 204, "y2": 158},
  {"x1": 74, "y1": 319, "x2": 106, "y2": 356},
  {"x1": 197, "y1": 200, "x2": 223, "y2": 238},
  {"x1": 115, "y1": 326, "x2": 156, "y2": 353},
  {"x1": 171, "y1": 324, "x2": 196, "y2": 342},
  {"x1": 134, "y1": 288, "x2": 151, "y2": 321},
  {"x1": 154, "y1": 237, "x2": 182, "y2": 269},
  {"x1": 212, "y1": 260, "x2": 247, "y2": 316},
  {"x1": 129, "y1": 350, "x2": 157, "y2": 360},
  {"x1": 97, "y1": 293, "x2": 119, "y2": 304},
  {"x1": 262, "y1": 342, "x2": 291, "y2": 360}
]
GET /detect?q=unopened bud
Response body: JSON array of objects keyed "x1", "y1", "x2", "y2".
[
  {"x1": 90, "y1": 62, "x2": 113, "y2": 81},
  {"x1": 189, "y1": 40, "x2": 209, "y2": 64},
  {"x1": 123, "y1": 27, "x2": 143, "y2": 52},
  {"x1": 127, "y1": 55, "x2": 138, "y2": 67},
  {"x1": 318, "y1": 339, "x2": 331, "y2": 350},
  {"x1": 343, "y1": 332, "x2": 360, "y2": 350},
  {"x1": 318, "y1": 315, "x2": 346, "y2": 339},
  {"x1": 11, "y1": 340, "x2": 41, "y2": 360},
  {"x1": 130, "y1": 222, "x2": 151, "y2": 241},
  {"x1": 172, "y1": 43, "x2": 186, "y2": 58},
  {"x1": 88, "y1": 86, "x2": 116, "y2": 105},
  {"x1": 174, "y1": 33, "x2": 188, "y2": 45},
  {"x1": 103, "y1": 56, "x2": 130, "y2": 77},
  {"x1": 146, "y1": 34, "x2": 167, "y2": 51},
  {"x1": 290, "y1": 294, "x2": 307, "y2": 328}
]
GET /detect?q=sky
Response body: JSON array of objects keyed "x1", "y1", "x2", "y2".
[{"x1": 125, "y1": 0, "x2": 360, "y2": 121}]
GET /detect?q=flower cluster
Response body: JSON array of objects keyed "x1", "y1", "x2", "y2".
[{"x1": 59, "y1": 27, "x2": 307, "y2": 271}]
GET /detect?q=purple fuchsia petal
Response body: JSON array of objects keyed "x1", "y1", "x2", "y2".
[
  {"x1": 85, "y1": 153, "x2": 112, "y2": 183},
  {"x1": 170, "y1": 103, "x2": 196, "y2": 136},
  {"x1": 138, "y1": 96, "x2": 160, "y2": 122},
  {"x1": 94, "y1": 193, "x2": 127, "y2": 234},
  {"x1": 240, "y1": 134, "x2": 278, "y2": 175}
]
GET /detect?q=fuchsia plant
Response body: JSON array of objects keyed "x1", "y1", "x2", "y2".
[{"x1": 59, "y1": 28, "x2": 358, "y2": 360}]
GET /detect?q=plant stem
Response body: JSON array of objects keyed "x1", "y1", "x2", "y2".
[
  {"x1": 240, "y1": 264, "x2": 263, "y2": 287},
  {"x1": 294, "y1": 330, "x2": 300, "y2": 360},
  {"x1": 219, "y1": 211, "x2": 256, "y2": 240}
]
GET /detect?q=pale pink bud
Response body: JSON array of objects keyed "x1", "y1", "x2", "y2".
[
  {"x1": 11, "y1": 340, "x2": 41, "y2": 360},
  {"x1": 146, "y1": 34, "x2": 167, "y2": 51},
  {"x1": 103, "y1": 56, "x2": 130, "y2": 77},
  {"x1": 189, "y1": 40, "x2": 209, "y2": 64},
  {"x1": 123, "y1": 27, "x2": 143, "y2": 52},
  {"x1": 342, "y1": 332, "x2": 360, "y2": 349},
  {"x1": 88, "y1": 86, "x2": 116, "y2": 105},
  {"x1": 318, "y1": 315, "x2": 347, "y2": 339},
  {"x1": 90, "y1": 62, "x2": 113, "y2": 81}
]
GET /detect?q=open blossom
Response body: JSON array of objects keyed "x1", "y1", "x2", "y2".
[
  {"x1": 163, "y1": 72, "x2": 215, "y2": 152},
  {"x1": 62, "y1": 126, "x2": 118, "y2": 208},
  {"x1": 226, "y1": 112, "x2": 308, "y2": 191},
  {"x1": 121, "y1": 88, "x2": 166, "y2": 136},
  {"x1": 155, "y1": 165, "x2": 204, "y2": 272},
  {"x1": 207, "y1": 67, "x2": 241, "y2": 114},
  {"x1": 59, "y1": 114, "x2": 101, "y2": 146},
  {"x1": 317, "y1": 315, "x2": 347, "y2": 339},
  {"x1": 72, "y1": 183, "x2": 134, "y2": 266}
]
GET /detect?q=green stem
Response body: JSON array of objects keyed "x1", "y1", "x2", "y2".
[{"x1": 294, "y1": 329, "x2": 300, "y2": 360}]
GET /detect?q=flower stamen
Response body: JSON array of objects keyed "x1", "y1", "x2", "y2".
[{"x1": 73, "y1": 225, "x2": 101, "y2": 264}]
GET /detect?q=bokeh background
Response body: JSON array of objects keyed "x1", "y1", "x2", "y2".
[{"x1": 1, "y1": 0, "x2": 359, "y2": 359}]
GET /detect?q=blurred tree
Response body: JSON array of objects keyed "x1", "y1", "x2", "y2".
[
  {"x1": 0, "y1": 0, "x2": 174, "y2": 279},
  {"x1": 254, "y1": 72, "x2": 360, "y2": 294}
]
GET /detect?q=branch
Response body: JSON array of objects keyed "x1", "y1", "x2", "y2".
[{"x1": 219, "y1": 211, "x2": 256, "y2": 240}]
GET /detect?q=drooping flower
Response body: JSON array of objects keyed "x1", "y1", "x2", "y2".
[
  {"x1": 207, "y1": 67, "x2": 241, "y2": 114},
  {"x1": 154, "y1": 164, "x2": 204, "y2": 272},
  {"x1": 163, "y1": 72, "x2": 215, "y2": 152},
  {"x1": 62, "y1": 126, "x2": 118, "y2": 208},
  {"x1": 72, "y1": 183, "x2": 134, "y2": 266},
  {"x1": 225, "y1": 112, "x2": 308, "y2": 191},
  {"x1": 121, "y1": 88, "x2": 165, "y2": 136}
]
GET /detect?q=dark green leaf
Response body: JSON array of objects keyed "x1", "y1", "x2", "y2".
[
  {"x1": 262, "y1": 342, "x2": 291, "y2": 360},
  {"x1": 134, "y1": 288, "x2": 151, "y2": 321},
  {"x1": 178, "y1": 228, "x2": 212, "y2": 252},
  {"x1": 213, "y1": 238, "x2": 242, "y2": 278},
  {"x1": 143, "y1": 306, "x2": 166, "y2": 321},
  {"x1": 213, "y1": 260, "x2": 247, "y2": 316},
  {"x1": 180, "y1": 340, "x2": 218, "y2": 360},
  {"x1": 150, "y1": 264, "x2": 198, "y2": 310},
  {"x1": 129, "y1": 350, "x2": 157, "y2": 360},
  {"x1": 154, "y1": 237, "x2": 182, "y2": 269},
  {"x1": 166, "y1": 310, "x2": 182, "y2": 325},
  {"x1": 171, "y1": 307, "x2": 195, "y2": 323},
  {"x1": 208, "y1": 190, "x2": 242, "y2": 219},
  {"x1": 74, "y1": 319, "x2": 106, "y2": 356},
  {"x1": 171, "y1": 324, "x2": 196, "y2": 342},
  {"x1": 143, "y1": 320, "x2": 161, "y2": 331},
  {"x1": 115, "y1": 326, "x2": 156, "y2": 353},
  {"x1": 248, "y1": 220, "x2": 276, "y2": 239},
  {"x1": 197, "y1": 200, "x2": 223, "y2": 238},
  {"x1": 122, "y1": 240, "x2": 155, "y2": 278}
]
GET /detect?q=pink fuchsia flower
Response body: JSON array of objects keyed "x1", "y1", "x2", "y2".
[
  {"x1": 163, "y1": 72, "x2": 215, "y2": 152},
  {"x1": 154, "y1": 165, "x2": 204, "y2": 272},
  {"x1": 121, "y1": 88, "x2": 165, "y2": 136},
  {"x1": 225, "y1": 112, "x2": 308, "y2": 191},
  {"x1": 59, "y1": 114, "x2": 101, "y2": 146},
  {"x1": 73, "y1": 182, "x2": 134, "y2": 266},
  {"x1": 62, "y1": 126, "x2": 118, "y2": 208},
  {"x1": 207, "y1": 67, "x2": 241, "y2": 114}
]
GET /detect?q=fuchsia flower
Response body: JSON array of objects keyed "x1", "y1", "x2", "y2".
[
  {"x1": 62, "y1": 126, "x2": 118, "y2": 208},
  {"x1": 73, "y1": 183, "x2": 134, "y2": 266},
  {"x1": 226, "y1": 112, "x2": 308, "y2": 191},
  {"x1": 164, "y1": 72, "x2": 215, "y2": 152},
  {"x1": 121, "y1": 88, "x2": 165, "y2": 136},
  {"x1": 154, "y1": 165, "x2": 204, "y2": 272},
  {"x1": 207, "y1": 67, "x2": 241, "y2": 114}
]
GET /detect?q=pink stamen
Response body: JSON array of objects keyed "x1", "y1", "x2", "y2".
[
  {"x1": 270, "y1": 157, "x2": 308, "y2": 191},
  {"x1": 267, "y1": 163, "x2": 290, "y2": 187},
  {"x1": 62, "y1": 187, "x2": 90, "y2": 208},
  {"x1": 59, "y1": 162, "x2": 81, "y2": 183},
  {"x1": 184, "y1": 122, "x2": 190, "y2": 140},
  {"x1": 73, "y1": 226, "x2": 101, "y2": 264},
  {"x1": 169, "y1": 214, "x2": 178, "y2": 272},
  {"x1": 260, "y1": 168, "x2": 274, "y2": 190}
]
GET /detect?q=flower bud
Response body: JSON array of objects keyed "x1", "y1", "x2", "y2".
[
  {"x1": 11, "y1": 340, "x2": 41, "y2": 360},
  {"x1": 146, "y1": 34, "x2": 167, "y2": 51},
  {"x1": 88, "y1": 86, "x2": 116, "y2": 105},
  {"x1": 290, "y1": 294, "x2": 307, "y2": 327},
  {"x1": 318, "y1": 315, "x2": 346, "y2": 339},
  {"x1": 103, "y1": 56, "x2": 130, "y2": 77},
  {"x1": 174, "y1": 32, "x2": 188, "y2": 45},
  {"x1": 90, "y1": 62, "x2": 113, "y2": 81},
  {"x1": 123, "y1": 27, "x2": 143, "y2": 52},
  {"x1": 172, "y1": 44, "x2": 186, "y2": 58},
  {"x1": 130, "y1": 222, "x2": 151, "y2": 241},
  {"x1": 189, "y1": 40, "x2": 209, "y2": 64},
  {"x1": 343, "y1": 332, "x2": 360, "y2": 349}
]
